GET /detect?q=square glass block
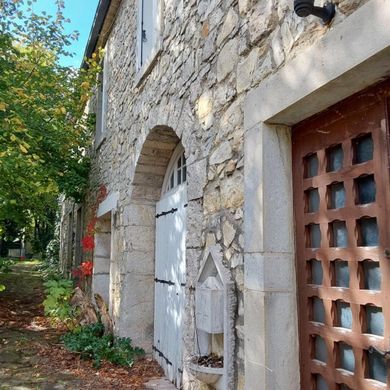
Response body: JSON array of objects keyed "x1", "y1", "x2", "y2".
[
  {"x1": 315, "y1": 375, "x2": 329, "y2": 390},
  {"x1": 309, "y1": 259, "x2": 323, "y2": 285},
  {"x1": 327, "y1": 144, "x2": 344, "y2": 172},
  {"x1": 368, "y1": 349, "x2": 387, "y2": 383},
  {"x1": 365, "y1": 305, "x2": 384, "y2": 336},
  {"x1": 334, "y1": 260, "x2": 349, "y2": 288},
  {"x1": 336, "y1": 301, "x2": 352, "y2": 329},
  {"x1": 314, "y1": 335, "x2": 327, "y2": 363},
  {"x1": 354, "y1": 134, "x2": 373, "y2": 164},
  {"x1": 307, "y1": 224, "x2": 321, "y2": 248},
  {"x1": 306, "y1": 188, "x2": 320, "y2": 213},
  {"x1": 312, "y1": 297, "x2": 325, "y2": 324},
  {"x1": 358, "y1": 217, "x2": 379, "y2": 246},
  {"x1": 355, "y1": 175, "x2": 376, "y2": 204},
  {"x1": 363, "y1": 261, "x2": 381, "y2": 290},
  {"x1": 305, "y1": 153, "x2": 319, "y2": 178},
  {"x1": 331, "y1": 221, "x2": 348, "y2": 248},
  {"x1": 338, "y1": 342, "x2": 355, "y2": 372},
  {"x1": 328, "y1": 182, "x2": 345, "y2": 209}
]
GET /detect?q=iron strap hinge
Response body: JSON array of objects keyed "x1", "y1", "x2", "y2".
[
  {"x1": 152, "y1": 345, "x2": 173, "y2": 366},
  {"x1": 155, "y1": 207, "x2": 178, "y2": 219},
  {"x1": 154, "y1": 277, "x2": 175, "y2": 286}
]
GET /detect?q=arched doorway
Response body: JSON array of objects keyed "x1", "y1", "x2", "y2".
[{"x1": 154, "y1": 144, "x2": 187, "y2": 387}]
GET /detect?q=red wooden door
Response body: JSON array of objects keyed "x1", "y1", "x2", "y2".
[{"x1": 293, "y1": 80, "x2": 390, "y2": 390}]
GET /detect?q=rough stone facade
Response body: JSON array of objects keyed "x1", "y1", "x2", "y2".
[{"x1": 59, "y1": 1, "x2": 376, "y2": 389}]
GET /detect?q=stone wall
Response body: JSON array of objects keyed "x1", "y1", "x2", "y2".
[{"x1": 79, "y1": 0, "x2": 369, "y2": 388}]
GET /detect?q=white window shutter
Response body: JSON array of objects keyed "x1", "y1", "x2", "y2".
[{"x1": 136, "y1": 0, "x2": 143, "y2": 70}]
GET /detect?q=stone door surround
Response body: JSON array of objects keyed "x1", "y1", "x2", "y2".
[{"x1": 243, "y1": 1, "x2": 390, "y2": 389}]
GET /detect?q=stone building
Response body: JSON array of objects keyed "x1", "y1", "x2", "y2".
[{"x1": 60, "y1": 0, "x2": 390, "y2": 388}]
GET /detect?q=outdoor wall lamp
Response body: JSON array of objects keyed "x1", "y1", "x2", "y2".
[{"x1": 294, "y1": 0, "x2": 336, "y2": 25}]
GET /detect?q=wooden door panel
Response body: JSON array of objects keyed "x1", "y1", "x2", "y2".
[
  {"x1": 293, "y1": 80, "x2": 390, "y2": 390},
  {"x1": 154, "y1": 184, "x2": 186, "y2": 387}
]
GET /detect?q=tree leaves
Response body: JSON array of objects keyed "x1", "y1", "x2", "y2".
[{"x1": 0, "y1": 0, "x2": 101, "y2": 233}]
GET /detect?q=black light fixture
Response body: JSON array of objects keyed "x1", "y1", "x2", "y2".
[{"x1": 294, "y1": 0, "x2": 336, "y2": 25}]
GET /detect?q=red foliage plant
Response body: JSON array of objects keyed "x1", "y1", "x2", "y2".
[
  {"x1": 81, "y1": 235, "x2": 94, "y2": 251},
  {"x1": 71, "y1": 185, "x2": 107, "y2": 284}
]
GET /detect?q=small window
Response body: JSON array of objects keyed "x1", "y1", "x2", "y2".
[
  {"x1": 95, "y1": 51, "x2": 108, "y2": 148},
  {"x1": 163, "y1": 146, "x2": 187, "y2": 194},
  {"x1": 137, "y1": 0, "x2": 160, "y2": 72}
]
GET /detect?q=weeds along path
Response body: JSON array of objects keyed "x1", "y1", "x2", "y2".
[{"x1": 0, "y1": 261, "x2": 162, "y2": 389}]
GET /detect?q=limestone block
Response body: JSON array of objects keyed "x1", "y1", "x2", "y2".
[
  {"x1": 202, "y1": 29, "x2": 217, "y2": 62},
  {"x1": 127, "y1": 225, "x2": 155, "y2": 252},
  {"x1": 93, "y1": 256, "x2": 111, "y2": 275},
  {"x1": 186, "y1": 200, "x2": 203, "y2": 248},
  {"x1": 94, "y1": 232, "x2": 111, "y2": 257},
  {"x1": 187, "y1": 158, "x2": 208, "y2": 200},
  {"x1": 220, "y1": 172, "x2": 244, "y2": 209},
  {"x1": 252, "y1": 51, "x2": 273, "y2": 86},
  {"x1": 203, "y1": 186, "x2": 221, "y2": 214},
  {"x1": 217, "y1": 38, "x2": 238, "y2": 82},
  {"x1": 244, "y1": 252, "x2": 295, "y2": 292},
  {"x1": 124, "y1": 250, "x2": 155, "y2": 275},
  {"x1": 237, "y1": 47, "x2": 259, "y2": 94},
  {"x1": 248, "y1": 1, "x2": 276, "y2": 44},
  {"x1": 220, "y1": 97, "x2": 243, "y2": 135},
  {"x1": 209, "y1": 141, "x2": 232, "y2": 165},
  {"x1": 123, "y1": 203, "x2": 155, "y2": 227},
  {"x1": 225, "y1": 160, "x2": 236, "y2": 175},
  {"x1": 216, "y1": 9, "x2": 239, "y2": 47},
  {"x1": 222, "y1": 220, "x2": 235, "y2": 247},
  {"x1": 231, "y1": 253, "x2": 243, "y2": 268},
  {"x1": 92, "y1": 274, "x2": 110, "y2": 306},
  {"x1": 271, "y1": 26, "x2": 285, "y2": 68},
  {"x1": 238, "y1": 0, "x2": 250, "y2": 16}
]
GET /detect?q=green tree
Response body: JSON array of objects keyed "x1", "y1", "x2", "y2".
[{"x1": 0, "y1": 0, "x2": 100, "y2": 238}]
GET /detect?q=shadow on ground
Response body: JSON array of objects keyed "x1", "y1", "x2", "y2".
[{"x1": 0, "y1": 262, "x2": 163, "y2": 390}]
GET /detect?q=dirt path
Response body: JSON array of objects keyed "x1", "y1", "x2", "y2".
[{"x1": 0, "y1": 262, "x2": 162, "y2": 389}]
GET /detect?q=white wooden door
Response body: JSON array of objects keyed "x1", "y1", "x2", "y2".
[{"x1": 154, "y1": 183, "x2": 186, "y2": 387}]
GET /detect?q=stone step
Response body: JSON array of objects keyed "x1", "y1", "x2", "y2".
[{"x1": 144, "y1": 377, "x2": 177, "y2": 390}]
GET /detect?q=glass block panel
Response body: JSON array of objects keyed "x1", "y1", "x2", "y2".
[
  {"x1": 183, "y1": 165, "x2": 187, "y2": 182},
  {"x1": 339, "y1": 385, "x2": 352, "y2": 390},
  {"x1": 363, "y1": 261, "x2": 381, "y2": 290},
  {"x1": 327, "y1": 144, "x2": 344, "y2": 172},
  {"x1": 358, "y1": 217, "x2": 379, "y2": 246},
  {"x1": 306, "y1": 188, "x2": 320, "y2": 213},
  {"x1": 337, "y1": 301, "x2": 352, "y2": 329},
  {"x1": 310, "y1": 259, "x2": 323, "y2": 285},
  {"x1": 329, "y1": 182, "x2": 345, "y2": 209},
  {"x1": 368, "y1": 349, "x2": 387, "y2": 383},
  {"x1": 307, "y1": 224, "x2": 321, "y2": 248},
  {"x1": 366, "y1": 306, "x2": 384, "y2": 336},
  {"x1": 334, "y1": 260, "x2": 349, "y2": 288},
  {"x1": 354, "y1": 134, "x2": 373, "y2": 164},
  {"x1": 177, "y1": 155, "x2": 182, "y2": 168},
  {"x1": 356, "y1": 175, "x2": 376, "y2": 204},
  {"x1": 339, "y1": 342, "x2": 355, "y2": 372},
  {"x1": 331, "y1": 221, "x2": 348, "y2": 248},
  {"x1": 315, "y1": 375, "x2": 329, "y2": 390},
  {"x1": 312, "y1": 297, "x2": 325, "y2": 324},
  {"x1": 305, "y1": 153, "x2": 319, "y2": 178}
]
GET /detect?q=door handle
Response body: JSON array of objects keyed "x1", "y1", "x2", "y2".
[{"x1": 368, "y1": 346, "x2": 390, "y2": 360}]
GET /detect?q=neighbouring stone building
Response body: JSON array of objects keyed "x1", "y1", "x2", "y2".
[{"x1": 60, "y1": 0, "x2": 390, "y2": 389}]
